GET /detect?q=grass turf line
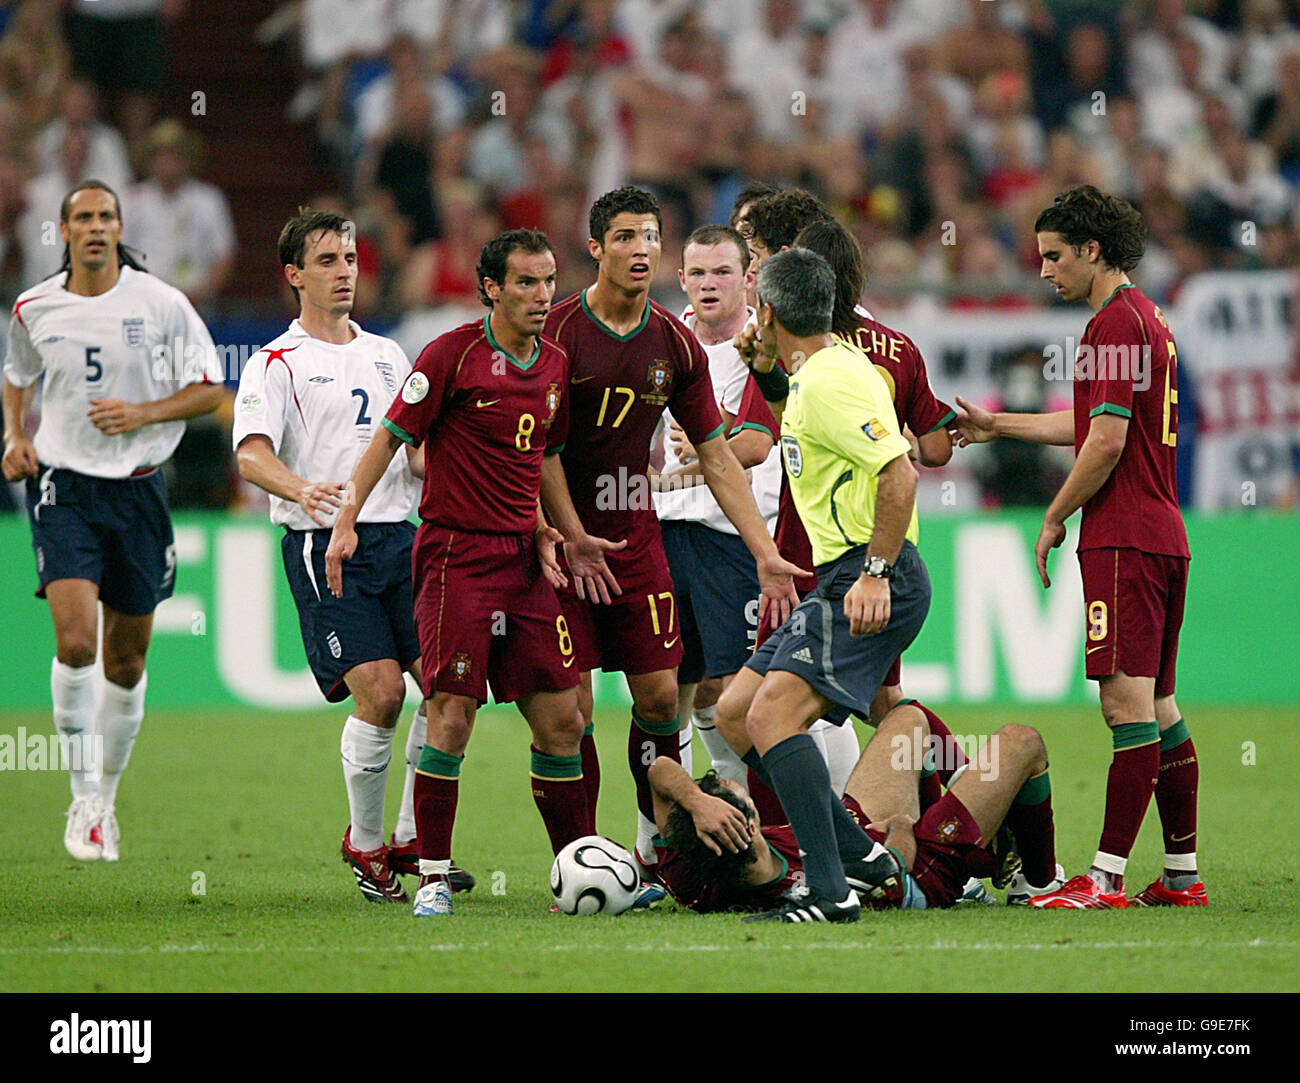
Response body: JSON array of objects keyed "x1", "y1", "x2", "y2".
[{"x1": 0, "y1": 704, "x2": 1292, "y2": 992}]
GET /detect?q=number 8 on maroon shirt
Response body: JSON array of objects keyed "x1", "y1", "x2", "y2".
[{"x1": 383, "y1": 315, "x2": 578, "y2": 704}]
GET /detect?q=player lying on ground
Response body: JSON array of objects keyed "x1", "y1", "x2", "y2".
[
  {"x1": 649, "y1": 702, "x2": 1063, "y2": 915},
  {"x1": 234, "y1": 207, "x2": 470, "y2": 904}
]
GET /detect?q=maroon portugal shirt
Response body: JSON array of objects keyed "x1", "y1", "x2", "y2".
[
  {"x1": 1073, "y1": 285, "x2": 1189, "y2": 558},
  {"x1": 545, "y1": 289, "x2": 724, "y2": 541},
  {"x1": 383, "y1": 316, "x2": 567, "y2": 535}
]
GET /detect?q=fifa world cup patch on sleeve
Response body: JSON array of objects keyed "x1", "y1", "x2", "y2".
[
  {"x1": 402, "y1": 372, "x2": 429, "y2": 404},
  {"x1": 239, "y1": 392, "x2": 262, "y2": 414},
  {"x1": 862, "y1": 418, "x2": 889, "y2": 441}
]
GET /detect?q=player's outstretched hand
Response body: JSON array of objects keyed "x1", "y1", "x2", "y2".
[
  {"x1": 295, "y1": 480, "x2": 345, "y2": 527},
  {"x1": 563, "y1": 532, "x2": 627, "y2": 604},
  {"x1": 690, "y1": 794, "x2": 752, "y2": 856},
  {"x1": 757, "y1": 554, "x2": 810, "y2": 629},
  {"x1": 667, "y1": 420, "x2": 697, "y2": 464},
  {"x1": 952, "y1": 395, "x2": 999, "y2": 447},
  {"x1": 87, "y1": 398, "x2": 147, "y2": 435},
  {"x1": 535, "y1": 524, "x2": 568, "y2": 590},
  {"x1": 1, "y1": 433, "x2": 39, "y2": 481},
  {"x1": 845, "y1": 572, "x2": 891, "y2": 635},
  {"x1": 325, "y1": 521, "x2": 358, "y2": 598},
  {"x1": 1034, "y1": 517, "x2": 1065, "y2": 588}
]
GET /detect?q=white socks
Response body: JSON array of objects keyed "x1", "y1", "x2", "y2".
[
  {"x1": 678, "y1": 718, "x2": 693, "y2": 777},
  {"x1": 394, "y1": 709, "x2": 426, "y2": 845},
  {"x1": 97, "y1": 673, "x2": 146, "y2": 809},
  {"x1": 811, "y1": 718, "x2": 860, "y2": 797},
  {"x1": 340, "y1": 715, "x2": 395, "y2": 851},
  {"x1": 692, "y1": 704, "x2": 746, "y2": 783},
  {"x1": 51, "y1": 659, "x2": 98, "y2": 800}
]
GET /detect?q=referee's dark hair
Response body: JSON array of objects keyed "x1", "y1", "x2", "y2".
[
  {"x1": 1034, "y1": 185, "x2": 1145, "y2": 273},
  {"x1": 57, "y1": 180, "x2": 147, "y2": 276},
  {"x1": 475, "y1": 228, "x2": 555, "y2": 308},
  {"x1": 756, "y1": 247, "x2": 835, "y2": 337},
  {"x1": 278, "y1": 207, "x2": 351, "y2": 303},
  {"x1": 664, "y1": 772, "x2": 760, "y2": 898},
  {"x1": 793, "y1": 219, "x2": 865, "y2": 340}
]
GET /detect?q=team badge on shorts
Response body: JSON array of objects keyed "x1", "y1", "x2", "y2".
[
  {"x1": 375, "y1": 361, "x2": 396, "y2": 393},
  {"x1": 936, "y1": 817, "x2": 962, "y2": 842},
  {"x1": 544, "y1": 382, "x2": 561, "y2": 422},
  {"x1": 642, "y1": 360, "x2": 672, "y2": 405},
  {"x1": 327, "y1": 631, "x2": 342, "y2": 659},
  {"x1": 450, "y1": 652, "x2": 472, "y2": 681},
  {"x1": 781, "y1": 435, "x2": 803, "y2": 477}
]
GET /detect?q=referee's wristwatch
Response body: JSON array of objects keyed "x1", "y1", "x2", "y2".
[{"x1": 863, "y1": 555, "x2": 895, "y2": 580}]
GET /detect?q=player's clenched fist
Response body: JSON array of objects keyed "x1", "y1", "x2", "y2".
[
  {"x1": 2, "y1": 434, "x2": 38, "y2": 481},
  {"x1": 845, "y1": 573, "x2": 891, "y2": 636}
]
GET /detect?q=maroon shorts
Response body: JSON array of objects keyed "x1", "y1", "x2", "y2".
[
  {"x1": 909, "y1": 790, "x2": 985, "y2": 909},
  {"x1": 557, "y1": 527, "x2": 683, "y2": 675},
  {"x1": 412, "y1": 523, "x2": 579, "y2": 704},
  {"x1": 1078, "y1": 547, "x2": 1188, "y2": 697}
]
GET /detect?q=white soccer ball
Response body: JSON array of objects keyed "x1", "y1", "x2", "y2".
[{"x1": 549, "y1": 835, "x2": 641, "y2": 915}]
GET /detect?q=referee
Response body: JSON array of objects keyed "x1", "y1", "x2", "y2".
[{"x1": 714, "y1": 247, "x2": 931, "y2": 923}]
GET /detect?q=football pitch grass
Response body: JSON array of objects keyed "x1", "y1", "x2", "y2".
[{"x1": 1, "y1": 703, "x2": 1295, "y2": 994}]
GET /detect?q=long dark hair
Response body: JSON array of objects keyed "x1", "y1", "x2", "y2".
[{"x1": 57, "y1": 180, "x2": 148, "y2": 277}]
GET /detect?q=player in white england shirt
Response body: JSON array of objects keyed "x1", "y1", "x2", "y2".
[
  {"x1": 2, "y1": 181, "x2": 224, "y2": 863},
  {"x1": 234, "y1": 209, "x2": 472, "y2": 904},
  {"x1": 642, "y1": 225, "x2": 783, "y2": 870}
]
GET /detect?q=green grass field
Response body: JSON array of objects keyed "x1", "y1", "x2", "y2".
[{"x1": 0, "y1": 703, "x2": 1295, "y2": 993}]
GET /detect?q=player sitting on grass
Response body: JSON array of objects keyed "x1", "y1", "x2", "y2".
[{"x1": 648, "y1": 701, "x2": 1064, "y2": 915}]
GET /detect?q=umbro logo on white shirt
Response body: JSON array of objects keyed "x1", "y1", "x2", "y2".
[{"x1": 308, "y1": 375, "x2": 334, "y2": 384}]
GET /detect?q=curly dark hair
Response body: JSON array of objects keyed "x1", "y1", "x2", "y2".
[
  {"x1": 730, "y1": 181, "x2": 781, "y2": 228},
  {"x1": 474, "y1": 228, "x2": 555, "y2": 307},
  {"x1": 793, "y1": 219, "x2": 865, "y2": 339},
  {"x1": 746, "y1": 188, "x2": 833, "y2": 253},
  {"x1": 589, "y1": 186, "x2": 662, "y2": 244},
  {"x1": 1034, "y1": 185, "x2": 1145, "y2": 272},
  {"x1": 664, "y1": 771, "x2": 760, "y2": 897}
]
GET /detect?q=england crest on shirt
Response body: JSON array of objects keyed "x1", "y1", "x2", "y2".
[
  {"x1": 375, "y1": 361, "x2": 396, "y2": 393},
  {"x1": 122, "y1": 318, "x2": 145, "y2": 347}
]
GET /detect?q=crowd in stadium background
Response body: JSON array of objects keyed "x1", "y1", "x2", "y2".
[{"x1": 0, "y1": 0, "x2": 1297, "y2": 513}]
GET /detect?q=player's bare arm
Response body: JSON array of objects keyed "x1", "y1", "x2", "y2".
[
  {"x1": 845, "y1": 453, "x2": 916, "y2": 637},
  {"x1": 325, "y1": 425, "x2": 402, "y2": 596},
  {"x1": 538, "y1": 453, "x2": 626, "y2": 604},
  {"x1": 1035, "y1": 413, "x2": 1128, "y2": 588},
  {"x1": 695, "y1": 433, "x2": 807, "y2": 628},
  {"x1": 953, "y1": 395, "x2": 1073, "y2": 447},
  {"x1": 915, "y1": 425, "x2": 954, "y2": 468},
  {"x1": 404, "y1": 441, "x2": 426, "y2": 479},
  {"x1": 1, "y1": 378, "x2": 38, "y2": 480},
  {"x1": 648, "y1": 756, "x2": 751, "y2": 856},
  {"x1": 657, "y1": 411, "x2": 770, "y2": 490},
  {"x1": 87, "y1": 381, "x2": 224, "y2": 436},
  {"x1": 735, "y1": 323, "x2": 787, "y2": 426},
  {"x1": 235, "y1": 434, "x2": 344, "y2": 528}
]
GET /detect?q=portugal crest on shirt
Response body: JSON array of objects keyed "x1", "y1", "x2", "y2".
[
  {"x1": 642, "y1": 359, "x2": 672, "y2": 405},
  {"x1": 122, "y1": 318, "x2": 145, "y2": 347},
  {"x1": 937, "y1": 817, "x2": 962, "y2": 841},
  {"x1": 450, "y1": 651, "x2": 472, "y2": 680},
  {"x1": 544, "y1": 381, "x2": 561, "y2": 422}
]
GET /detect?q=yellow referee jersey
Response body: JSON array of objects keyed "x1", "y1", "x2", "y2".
[{"x1": 780, "y1": 339, "x2": 916, "y2": 567}]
